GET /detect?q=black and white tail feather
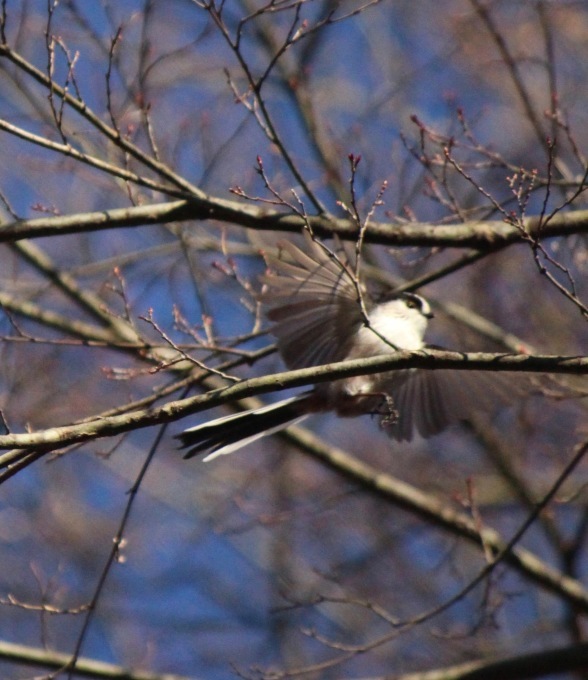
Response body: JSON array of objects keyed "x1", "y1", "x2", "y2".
[
  {"x1": 179, "y1": 395, "x2": 310, "y2": 461},
  {"x1": 177, "y1": 233, "x2": 529, "y2": 460}
]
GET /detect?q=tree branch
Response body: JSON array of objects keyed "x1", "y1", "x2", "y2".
[
  {"x1": 395, "y1": 640, "x2": 588, "y2": 680},
  {"x1": 0, "y1": 638, "x2": 190, "y2": 680},
  {"x1": 281, "y1": 422, "x2": 588, "y2": 612},
  {"x1": 2, "y1": 198, "x2": 588, "y2": 248},
  {"x1": 0, "y1": 349, "x2": 586, "y2": 453}
]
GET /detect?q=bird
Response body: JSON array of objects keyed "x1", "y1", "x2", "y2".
[{"x1": 177, "y1": 233, "x2": 523, "y2": 461}]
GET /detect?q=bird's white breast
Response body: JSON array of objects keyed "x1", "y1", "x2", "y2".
[{"x1": 364, "y1": 301, "x2": 427, "y2": 351}]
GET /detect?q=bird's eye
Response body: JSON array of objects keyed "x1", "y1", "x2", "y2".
[{"x1": 405, "y1": 299, "x2": 416, "y2": 309}]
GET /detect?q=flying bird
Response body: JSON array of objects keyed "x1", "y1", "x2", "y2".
[{"x1": 178, "y1": 234, "x2": 522, "y2": 461}]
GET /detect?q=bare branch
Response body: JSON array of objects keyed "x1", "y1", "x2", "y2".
[
  {"x1": 2, "y1": 197, "x2": 588, "y2": 248},
  {"x1": 0, "y1": 638, "x2": 191, "y2": 680},
  {"x1": 0, "y1": 349, "x2": 586, "y2": 454}
]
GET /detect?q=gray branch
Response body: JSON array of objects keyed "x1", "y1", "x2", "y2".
[
  {"x1": 0, "y1": 349, "x2": 586, "y2": 453},
  {"x1": 0, "y1": 638, "x2": 193, "y2": 680},
  {"x1": 1, "y1": 199, "x2": 588, "y2": 248}
]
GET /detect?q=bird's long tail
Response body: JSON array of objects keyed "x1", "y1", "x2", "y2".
[{"x1": 177, "y1": 394, "x2": 312, "y2": 461}]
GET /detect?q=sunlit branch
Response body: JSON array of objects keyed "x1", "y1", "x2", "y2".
[
  {"x1": 2, "y1": 197, "x2": 588, "y2": 247},
  {"x1": 0, "y1": 291, "x2": 118, "y2": 344},
  {"x1": 0, "y1": 638, "x2": 191, "y2": 680},
  {"x1": 0, "y1": 349, "x2": 586, "y2": 453},
  {"x1": 281, "y1": 422, "x2": 588, "y2": 612},
  {"x1": 0, "y1": 117, "x2": 185, "y2": 198},
  {"x1": 0, "y1": 43, "x2": 207, "y2": 198}
]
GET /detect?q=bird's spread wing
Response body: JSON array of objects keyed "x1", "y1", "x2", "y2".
[
  {"x1": 259, "y1": 234, "x2": 366, "y2": 369},
  {"x1": 380, "y1": 367, "x2": 530, "y2": 441}
]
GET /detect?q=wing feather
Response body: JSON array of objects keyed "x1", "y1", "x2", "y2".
[
  {"x1": 259, "y1": 233, "x2": 366, "y2": 369},
  {"x1": 382, "y1": 369, "x2": 529, "y2": 441}
]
